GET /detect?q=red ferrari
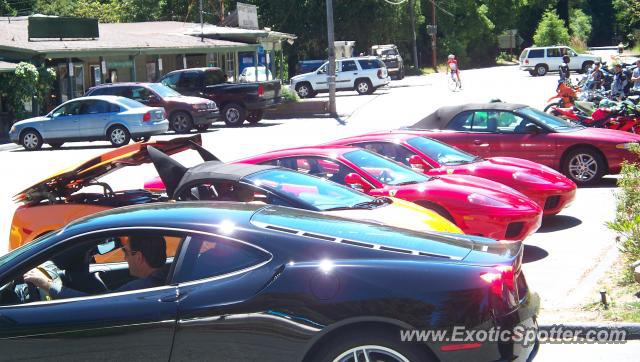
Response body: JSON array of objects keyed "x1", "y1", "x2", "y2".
[
  {"x1": 406, "y1": 102, "x2": 640, "y2": 185},
  {"x1": 325, "y1": 132, "x2": 577, "y2": 215},
  {"x1": 237, "y1": 146, "x2": 544, "y2": 241}
]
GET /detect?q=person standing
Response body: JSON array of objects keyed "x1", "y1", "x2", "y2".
[
  {"x1": 611, "y1": 63, "x2": 628, "y2": 99},
  {"x1": 630, "y1": 59, "x2": 640, "y2": 95}
]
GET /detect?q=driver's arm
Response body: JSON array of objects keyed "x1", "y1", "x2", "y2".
[{"x1": 23, "y1": 268, "x2": 88, "y2": 299}]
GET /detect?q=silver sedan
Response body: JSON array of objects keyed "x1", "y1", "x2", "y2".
[{"x1": 9, "y1": 95, "x2": 169, "y2": 151}]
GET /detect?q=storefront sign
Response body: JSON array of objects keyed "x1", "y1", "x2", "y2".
[{"x1": 107, "y1": 60, "x2": 134, "y2": 68}]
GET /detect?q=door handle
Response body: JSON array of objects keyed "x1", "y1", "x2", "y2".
[
  {"x1": 473, "y1": 140, "x2": 483, "y2": 145},
  {"x1": 353, "y1": 73, "x2": 358, "y2": 75}
]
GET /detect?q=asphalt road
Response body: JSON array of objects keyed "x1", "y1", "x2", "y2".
[{"x1": 0, "y1": 65, "x2": 631, "y2": 360}]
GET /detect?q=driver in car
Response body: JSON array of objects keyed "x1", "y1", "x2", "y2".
[{"x1": 24, "y1": 235, "x2": 167, "y2": 299}]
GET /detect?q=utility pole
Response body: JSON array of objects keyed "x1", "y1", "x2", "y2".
[
  {"x1": 220, "y1": 0, "x2": 224, "y2": 21},
  {"x1": 199, "y1": 0, "x2": 204, "y2": 42},
  {"x1": 326, "y1": 0, "x2": 337, "y2": 117},
  {"x1": 431, "y1": 0, "x2": 437, "y2": 71},
  {"x1": 409, "y1": 0, "x2": 418, "y2": 68}
]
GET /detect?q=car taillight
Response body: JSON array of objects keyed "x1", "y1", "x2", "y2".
[
  {"x1": 377, "y1": 69, "x2": 383, "y2": 79},
  {"x1": 524, "y1": 59, "x2": 529, "y2": 64},
  {"x1": 481, "y1": 265, "x2": 517, "y2": 313},
  {"x1": 257, "y1": 85, "x2": 264, "y2": 97},
  {"x1": 143, "y1": 112, "x2": 151, "y2": 122}
]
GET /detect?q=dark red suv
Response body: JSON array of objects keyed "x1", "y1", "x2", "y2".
[{"x1": 86, "y1": 83, "x2": 219, "y2": 133}]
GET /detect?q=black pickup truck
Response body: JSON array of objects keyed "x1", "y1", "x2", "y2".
[{"x1": 159, "y1": 67, "x2": 282, "y2": 127}]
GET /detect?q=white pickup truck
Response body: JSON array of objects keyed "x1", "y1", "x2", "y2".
[
  {"x1": 519, "y1": 46, "x2": 601, "y2": 76},
  {"x1": 291, "y1": 56, "x2": 390, "y2": 98}
]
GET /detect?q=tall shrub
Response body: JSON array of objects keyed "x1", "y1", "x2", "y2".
[
  {"x1": 533, "y1": 10, "x2": 570, "y2": 46},
  {"x1": 570, "y1": 8, "x2": 592, "y2": 44},
  {"x1": 0, "y1": 63, "x2": 56, "y2": 121}
]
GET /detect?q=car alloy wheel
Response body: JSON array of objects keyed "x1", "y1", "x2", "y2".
[
  {"x1": 226, "y1": 108, "x2": 239, "y2": 123},
  {"x1": 568, "y1": 153, "x2": 598, "y2": 182},
  {"x1": 171, "y1": 113, "x2": 192, "y2": 133},
  {"x1": 22, "y1": 132, "x2": 40, "y2": 150},
  {"x1": 109, "y1": 127, "x2": 128, "y2": 146},
  {"x1": 333, "y1": 345, "x2": 410, "y2": 362},
  {"x1": 296, "y1": 84, "x2": 310, "y2": 98},
  {"x1": 356, "y1": 80, "x2": 370, "y2": 94}
]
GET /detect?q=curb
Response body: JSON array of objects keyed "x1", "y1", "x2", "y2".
[{"x1": 539, "y1": 323, "x2": 640, "y2": 340}]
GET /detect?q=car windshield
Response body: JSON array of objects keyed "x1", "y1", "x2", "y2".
[
  {"x1": 244, "y1": 169, "x2": 374, "y2": 211},
  {"x1": 343, "y1": 149, "x2": 430, "y2": 186},
  {"x1": 406, "y1": 136, "x2": 478, "y2": 165},
  {"x1": 516, "y1": 107, "x2": 581, "y2": 132},
  {"x1": 0, "y1": 231, "x2": 55, "y2": 266},
  {"x1": 116, "y1": 97, "x2": 145, "y2": 109},
  {"x1": 147, "y1": 83, "x2": 181, "y2": 97}
]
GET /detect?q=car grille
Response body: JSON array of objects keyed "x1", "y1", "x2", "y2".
[
  {"x1": 544, "y1": 196, "x2": 561, "y2": 210},
  {"x1": 505, "y1": 222, "x2": 524, "y2": 239},
  {"x1": 385, "y1": 60, "x2": 398, "y2": 68}
]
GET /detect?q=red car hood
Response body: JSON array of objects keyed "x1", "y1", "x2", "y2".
[
  {"x1": 386, "y1": 174, "x2": 540, "y2": 212},
  {"x1": 483, "y1": 157, "x2": 574, "y2": 184},
  {"x1": 14, "y1": 135, "x2": 203, "y2": 204}
]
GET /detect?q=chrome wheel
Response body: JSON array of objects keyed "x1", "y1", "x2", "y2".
[
  {"x1": 296, "y1": 84, "x2": 310, "y2": 98},
  {"x1": 356, "y1": 81, "x2": 370, "y2": 94},
  {"x1": 23, "y1": 133, "x2": 39, "y2": 149},
  {"x1": 333, "y1": 345, "x2": 410, "y2": 362},
  {"x1": 568, "y1": 153, "x2": 598, "y2": 181},
  {"x1": 171, "y1": 113, "x2": 191, "y2": 133},
  {"x1": 110, "y1": 128, "x2": 126, "y2": 145},
  {"x1": 225, "y1": 108, "x2": 240, "y2": 124}
]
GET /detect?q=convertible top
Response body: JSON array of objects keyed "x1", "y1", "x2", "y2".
[
  {"x1": 409, "y1": 102, "x2": 529, "y2": 130},
  {"x1": 148, "y1": 146, "x2": 279, "y2": 198}
]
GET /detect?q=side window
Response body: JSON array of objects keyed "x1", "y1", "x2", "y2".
[
  {"x1": 204, "y1": 70, "x2": 224, "y2": 86},
  {"x1": 160, "y1": 73, "x2": 180, "y2": 89},
  {"x1": 470, "y1": 111, "x2": 498, "y2": 133},
  {"x1": 494, "y1": 112, "x2": 527, "y2": 133},
  {"x1": 342, "y1": 60, "x2": 358, "y2": 72},
  {"x1": 109, "y1": 103, "x2": 121, "y2": 113},
  {"x1": 446, "y1": 111, "x2": 474, "y2": 131},
  {"x1": 83, "y1": 100, "x2": 110, "y2": 114},
  {"x1": 527, "y1": 49, "x2": 544, "y2": 58},
  {"x1": 178, "y1": 72, "x2": 202, "y2": 89},
  {"x1": 173, "y1": 235, "x2": 271, "y2": 283},
  {"x1": 65, "y1": 101, "x2": 83, "y2": 116},
  {"x1": 355, "y1": 142, "x2": 417, "y2": 166},
  {"x1": 357, "y1": 59, "x2": 382, "y2": 70},
  {"x1": 317, "y1": 63, "x2": 328, "y2": 74},
  {"x1": 265, "y1": 157, "x2": 354, "y2": 185},
  {"x1": 130, "y1": 87, "x2": 152, "y2": 102},
  {"x1": 547, "y1": 48, "x2": 561, "y2": 57}
]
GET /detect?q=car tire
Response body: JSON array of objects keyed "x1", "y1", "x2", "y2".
[
  {"x1": 398, "y1": 67, "x2": 405, "y2": 80},
  {"x1": 581, "y1": 61, "x2": 594, "y2": 74},
  {"x1": 222, "y1": 103, "x2": 246, "y2": 127},
  {"x1": 195, "y1": 124, "x2": 210, "y2": 132},
  {"x1": 562, "y1": 147, "x2": 606, "y2": 186},
  {"x1": 48, "y1": 142, "x2": 64, "y2": 149},
  {"x1": 170, "y1": 111, "x2": 193, "y2": 134},
  {"x1": 535, "y1": 64, "x2": 548, "y2": 76},
  {"x1": 355, "y1": 79, "x2": 373, "y2": 95},
  {"x1": 21, "y1": 129, "x2": 43, "y2": 151},
  {"x1": 310, "y1": 329, "x2": 434, "y2": 362},
  {"x1": 529, "y1": 70, "x2": 536, "y2": 76},
  {"x1": 295, "y1": 82, "x2": 314, "y2": 99},
  {"x1": 247, "y1": 110, "x2": 264, "y2": 124},
  {"x1": 107, "y1": 125, "x2": 131, "y2": 147}
]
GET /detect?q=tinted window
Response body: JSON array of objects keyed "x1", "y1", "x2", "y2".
[
  {"x1": 353, "y1": 142, "x2": 418, "y2": 167},
  {"x1": 516, "y1": 107, "x2": 578, "y2": 132},
  {"x1": 358, "y1": 59, "x2": 384, "y2": 69},
  {"x1": 147, "y1": 83, "x2": 181, "y2": 97},
  {"x1": 178, "y1": 72, "x2": 202, "y2": 89},
  {"x1": 204, "y1": 70, "x2": 225, "y2": 86},
  {"x1": 343, "y1": 149, "x2": 430, "y2": 186},
  {"x1": 446, "y1": 111, "x2": 474, "y2": 131},
  {"x1": 160, "y1": 72, "x2": 180, "y2": 88},
  {"x1": 341, "y1": 60, "x2": 358, "y2": 72},
  {"x1": 527, "y1": 49, "x2": 544, "y2": 58},
  {"x1": 406, "y1": 136, "x2": 477, "y2": 165},
  {"x1": 115, "y1": 97, "x2": 145, "y2": 109},
  {"x1": 83, "y1": 100, "x2": 110, "y2": 114},
  {"x1": 130, "y1": 86, "x2": 152, "y2": 102},
  {"x1": 547, "y1": 48, "x2": 561, "y2": 57},
  {"x1": 174, "y1": 235, "x2": 270, "y2": 283}
]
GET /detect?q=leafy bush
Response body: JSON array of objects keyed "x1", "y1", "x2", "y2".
[
  {"x1": 570, "y1": 8, "x2": 592, "y2": 44},
  {"x1": 280, "y1": 87, "x2": 299, "y2": 103},
  {"x1": 608, "y1": 145, "x2": 640, "y2": 274},
  {"x1": 533, "y1": 10, "x2": 570, "y2": 46},
  {"x1": 0, "y1": 63, "x2": 56, "y2": 121}
]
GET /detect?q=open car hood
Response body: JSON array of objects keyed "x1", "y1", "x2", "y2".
[{"x1": 14, "y1": 135, "x2": 206, "y2": 204}]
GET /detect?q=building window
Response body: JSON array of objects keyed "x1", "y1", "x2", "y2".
[
  {"x1": 225, "y1": 52, "x2": 235, "y2": 80},
  {"x1": 90, "y1": 65, "x2": 102, "y2": 87},
  {"x1": 207, "y1": 53, "x2": 220, "y2": 68}
]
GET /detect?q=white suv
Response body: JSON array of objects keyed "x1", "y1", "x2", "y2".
[
  {"x1": 291, "y1": 56, "x2": 390, "y2": 98},
  {"x1": 519, "y1": 46, "x2": 601, "y2": 76}
]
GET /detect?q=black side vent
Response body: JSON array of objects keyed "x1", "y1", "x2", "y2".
[
  {"x1": 418, "y1": 252, "x2": 451, "y2": 259},
  {"x1": 266, "y1": 225, "x2": 298, "y2": 234},
  {"x1": 380, "y1": 246, "x2": 413, "y2": 254},
  {"x1": 301, "y1": 232, "x2": 335, "y2": 241},
  {"x1": 341, "y1": 239, "x2": 374, "y2": 248}
]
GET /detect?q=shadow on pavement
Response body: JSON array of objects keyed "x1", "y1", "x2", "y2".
[
  {"x1": 522, "y1": 244, "x2": 549, "y2": 264},
  {"x1": 209, "y1": 122, "x2": 281, "y2": 130},
  {"x1": 11, "y1": 144, "x2": 116, "y2": 152},
  {"x1": 580, "y1": 177, "x2": 618, "y2": 188},
  {"x1": 538, "y1": 215, "x2": 582, "y2": 233}
]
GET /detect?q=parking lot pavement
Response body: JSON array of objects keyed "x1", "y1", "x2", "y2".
[
  {"x1": 536, "y1": 340, "x2": 639, "y2": 361},
  {"x1": 0, "y1": 65, "x2": 626, "y2": 332}
]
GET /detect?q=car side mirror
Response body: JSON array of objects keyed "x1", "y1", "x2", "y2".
[
  {"x1": 344, "y1": 173, "x2": 372, "y2": 193},
  {"x1": 317, "y1": 68, "x2": 326, "y2": 74},
  {"x1": 408, "y1": 155, "x2": 429, "y2": 173},
  {"x1": 525, "y1": 124, "x2": 541, "y2": 134}
]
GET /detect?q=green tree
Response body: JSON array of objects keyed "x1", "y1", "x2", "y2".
[
  {"x1": 0, "y1": 63, "x2": 56, "y2": 121},
  {"x1": 533, "y1": 9, "x2": 570, "y2": 46},
  {"x1": 569, "y1": 8, "x2": 591, "y2": 43},
  {"x1": 613, "y1": 0, "x2": 640, "y2": 45}
]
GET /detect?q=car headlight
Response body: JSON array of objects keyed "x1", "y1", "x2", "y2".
[
  {"x1": 193, "y1": 103, "x2": 208, "y2": 110},
  {"x1": 615, "y1": 142, "x2": 639, "y2": 151},
  {"x1": 207, "y1": 101, "x2": 217, "y2": 110},
  {"x1": 9, "y1": 125, "x2": 16, "y2": 134},
  {"x1": 467, "y1": 193, "x2": 512, "y2": 208},
  {"x1": 512, "y1": 172, "x2": 551, "y2": 184}
]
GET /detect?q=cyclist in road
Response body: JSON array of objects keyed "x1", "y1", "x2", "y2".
[{"x1": 447, "y1": 54, "x2": 461, "y2": 88}]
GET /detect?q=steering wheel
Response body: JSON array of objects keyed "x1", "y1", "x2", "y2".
[
  {"x1": 378, "y1": 170, "x2": 394, "y2": 183},
  {"x1": 13, "y1": 276, "x2": 42, "y2": 304}
]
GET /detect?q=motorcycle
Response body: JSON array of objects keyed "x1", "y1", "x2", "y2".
[
  {"x1": 549, "y1": 99, "x2": 640, "y2": 134},
  {"x1": 544, "y1": 81, "x2": 579, "y2": 112}
]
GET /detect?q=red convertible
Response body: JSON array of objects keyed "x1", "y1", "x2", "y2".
[
  {"x1": 325, "y1": 132, "x2": 577, "y2": 215},
  {"x1": 406, "y1": 102, "x2": 640, "y2": 185},
  {"x1": 237, "y1": 146, "x2": 543, "y2": 241}
]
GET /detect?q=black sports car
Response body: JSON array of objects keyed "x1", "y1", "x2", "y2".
[{"x1": 0, "y1": 202, "x2": 538, "y2": 361}]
